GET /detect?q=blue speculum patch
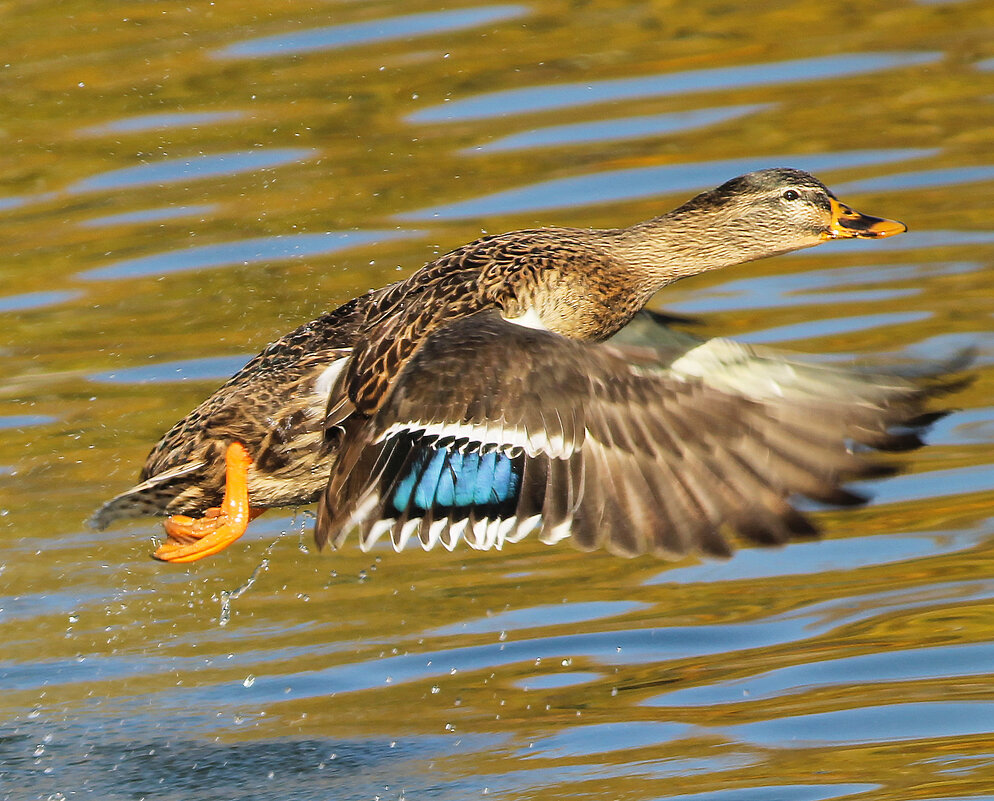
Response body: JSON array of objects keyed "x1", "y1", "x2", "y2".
[{"x1": 392, "y1": 446, "x2": 520, "y2": 513}]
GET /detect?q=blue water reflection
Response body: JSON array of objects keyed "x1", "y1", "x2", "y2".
[
  {"x1": 727, "y1": 701, "x2": 994, "y2": 746},
  {"x1": 740, "y1": 311, "x2": 931, "y2": 344},
  {"x1": 834, "y1": 165, "x2": 994, "y2": 194},
  {"x1": 397, "y1": 149, "x2": 935, "y2": 220},
  {"x1": 429, "y1": 600, "x2": 650, "y2": 636},
  {"x1": 862, "y1": 465, "x2": 994, "y2": 506},
  {"x1": 471, "y1": 104, "x2": 770, "y2": 153},
  {"x1": 0, "y1": 196, "x2": 29, "y2": 212},
  {"x1": 79, "y1": 229, "x2": 419, "y2": 280},
  {"x1": 524, "y1": 720, "x2": 695, "y2": 758},
  {"x1": 930, "y1": 407, "x2": 994, "y2": 445},
  {"x1": 81, "y1": 110, "x2": 245, "y2": 136},
  {"x1": 0, "y1": 414, "x2": 57, "y2": 429},
  {"x1": 67, "y1": 148, "x2": 317, "y2": 194},
  {"x1": 649, "y1": 529, "x2": 987, "y2": 585},
  {"x1": 80, "y1": 204, "x2": 217, "y2": 228},
  {"x1": 649, "y1": 642, "x2": 994, "y2": 708},
  {"x1": 218, "y1": 5, "x2": 528, "y2": 59},
  {"x1": 88, "y1": 354, "x2": 252, "y2": 385},
  {"x1": 796, "y1": 229, "x2": 994, "y2": 253},
  {"x1": 0, "y1": 290, "x2": 82, "y2": 313},
  {"x1": 666, "y1": 260, "x2": 972, "y2": 314},
  {"x1": 894, "y1": 332, "x2": 994, "y2": 366},
  {"x1": 410, "y1": 52, "x2": 940, "y2": 123},
  {"x1": 659, "y1": 786, "x2": 879, "y2": 801}
]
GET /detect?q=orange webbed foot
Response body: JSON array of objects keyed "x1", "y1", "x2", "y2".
[
  {"x1": 162, "y1": 507, "x2": 224, "y2": 543},
  {"x1": 154, "y1": 442, "x2": 265, "y2": 563}
]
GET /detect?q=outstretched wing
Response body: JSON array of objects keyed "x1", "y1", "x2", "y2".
[{"x1": 315, "y1": 310, "x2": 944, "y2": 559}]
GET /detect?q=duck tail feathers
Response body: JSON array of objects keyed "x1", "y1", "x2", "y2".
[{"x1": 87, "y1": 461, "x2": 206, "y2": 530}]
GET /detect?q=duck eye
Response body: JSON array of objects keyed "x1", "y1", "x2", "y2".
[{"x1": 782, "y1": 189, "x2": 801, "y2": 202}]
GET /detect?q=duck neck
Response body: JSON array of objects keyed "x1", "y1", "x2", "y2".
[{"x1": 609, "y1": 207, "x2": 797, "y2": 288}]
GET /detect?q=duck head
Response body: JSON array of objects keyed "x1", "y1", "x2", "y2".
[
  {"x1": 621, "y1": 168, "x2": 907, "y2": 284},
  {"x1": 683, "y1": 166, "x2": 905, "y2": 244}
]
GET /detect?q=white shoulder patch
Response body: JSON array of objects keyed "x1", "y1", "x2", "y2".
[
  {"x1": 314, "y1": 355, "x2": 350, "y2": 399},
  {"x1": 503, "y1": 307, "x2": 549, "y2": 331}
]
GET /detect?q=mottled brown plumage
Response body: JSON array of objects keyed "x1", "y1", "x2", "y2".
[{"x1": 91, "y1": 168, "x2": 959, "y2": 564}]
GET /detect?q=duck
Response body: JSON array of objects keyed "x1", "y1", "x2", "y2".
[{"x1": 90, "y1": 167, "x2": 955, "y2": 564}]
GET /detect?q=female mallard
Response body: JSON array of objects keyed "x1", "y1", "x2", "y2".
[{"x1": 92, "y1": 168, "x2": 949, "y2": 563}]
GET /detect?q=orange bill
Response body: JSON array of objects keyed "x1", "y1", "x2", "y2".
[{"x1": 826, "y1": 197, "x2": 907, "y2": 240}]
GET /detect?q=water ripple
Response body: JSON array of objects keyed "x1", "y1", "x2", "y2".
[
  {"x1": 88, "y1": 354, "x2": 252, "y2": 385},
  {"x1": 80, "y1": 110, "x2": 245, "y2": 136},
  {"x1": 666, "y1": 260, "x2": 972, "y2": 314},
  {"x1": 649, "y1": 642, "x2": 994, "y2": 708},
  {"x1": 727, "y1": 701, "x2": 994, "y2": 747},
  {"x1": 165, "y1": 580, "x2": 994, "y2": 707},
  {"x1": 931, "y1": 407, "x2": 994, "y2": 445},
  {"x1": 79, "y1": 229, "x2": 419, "y2": 281},
  {"x1": 649, "y1": 528, "x2": 987, "y2": 585},
  {"x1": 796, "y1": 229, "x2": 994, "y2": 253},
  {"x1": 470, "y1": 104, "x2": 771, "y2": 153},
  {"x1": 429, "y1": 601, "x2": 650, "y2": 637},
  {"x1": 513, "y1": 671, "x2": 601, "y2": 690},
  {"x1": 862, "y1": 465, "x2": 994, "y2": 506},
  {"x1": 0, "y1": 290, "x2": 82, "y2": 313},
  {"x1": 80, "y1": 204, "x2": 217, "y2": 228},
  {"x1": 67, "y1": 148, "x2": 317, "y2": 194},
  {"x1": 524, "y1": 721, "x2": 695, "y2": 758},
  {"x1": 217, "y1": 5, "x2": 529, "y2": 59},
  {"x1": 410, "y1": 52, "x2": 940, "y2": 123},
  {"x1": 739, "y1": 310, "x2": 932, "y2": 345},
  {"x1": 0, "y1": 414, "x2": 57, "y2": 430},
  {"x1": 396, "y1": 149, "x2": 935, "y2": 220},
  {"x1": 664, "y1": 785, "x2": 880, "y2": 801},
  {"x1": 833, "y1": 165, "x2": 994, "y2": 194}
]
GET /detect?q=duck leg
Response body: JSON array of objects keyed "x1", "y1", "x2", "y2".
[{"x1": 153, "y1": 442, "x2": 265, "y2": 563}]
